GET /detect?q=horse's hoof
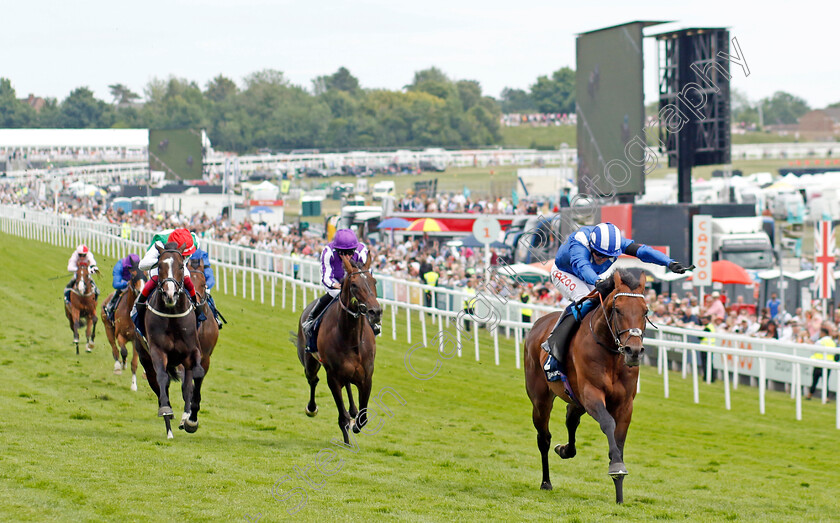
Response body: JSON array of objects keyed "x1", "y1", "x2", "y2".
[
  {"x1": 608, "y1": 463, "x2": 628, "y2": 477},
  {"x1": 158, "y1": 406, "x2": 173, "y2": 417},
  {"x1": 555, "y1": 443, "x2": 576, "y2": 459},
  {"x1": 184, "y1": 420, "x2": 199, "y2": 433},
  {"x1": 304, "y1": 405, "x2": 318, "y2": 417},
  {"x1": 540, "y1": 481, "x2": 553, "y2": 490},
  {"x1": 130, "y1": 382, "x2": 137, "y2": 392},
  {"x1": 113, "y1": 361, "x2": 122, "y2": 374}
]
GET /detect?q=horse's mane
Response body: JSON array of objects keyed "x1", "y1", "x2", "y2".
[
  {"x1": 349, "y1": 259, "x2": 365, "y2": 270},
  {"x1": 599, "y1": 269, "x2": 641, "y2": 298},
  {"x1": 163, "y1": 241, "x2": 180, "y2": 252}
]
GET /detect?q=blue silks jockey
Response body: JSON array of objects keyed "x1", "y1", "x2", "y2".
[
  {"x1": 104, "y1": 253, "x2": 140, "y2": 321},
  {"x1": 541, "y1": 222, "x2": 689, "y2": 380},
  {"x1": 189, "y1": 247, "x2": 224, "y2": 329}
]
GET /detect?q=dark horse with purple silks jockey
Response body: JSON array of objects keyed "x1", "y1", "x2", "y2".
[
  {"x1": 296, "y1": 254, "x2": 382, "y2": 444},
  {"x1": 524, "y1": 269, "x2": 650, "y2": 504}
]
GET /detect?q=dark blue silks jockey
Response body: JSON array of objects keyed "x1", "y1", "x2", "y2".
[
  {"x1": 105, "y1": 253, "x2": 140, "y2": 322},
  {"x1": 189, "y1": 247, "x2": 224, "y2": 329},
  {"x1": 542, "y1": 222, "x2": 689, "y2": 381}
]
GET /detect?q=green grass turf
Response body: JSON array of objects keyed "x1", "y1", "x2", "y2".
[
  {"x1": 501, "y1": 126, "x2": 577, "y2": 149},
  {"x1": 1, "y1": 231, "x2": 839, "y2": 521}
]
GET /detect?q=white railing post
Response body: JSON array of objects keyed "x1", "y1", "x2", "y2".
[
  {"x1": 691, "y1": 349, "x2": 700, "y2": 404},
  {"x1": 723, "y1": 351, "x2": 731, "y2": 410},
  {"x1": 795, "y1": 363, "x2": 802, "y2": 421},
  {"x1": 474, "y1": 322, "x2": 480, "y2": 361},
  {"x1": 514, "y1": 326, "x2": 521, "y2": 370},
  {"x1": 391, "y1": 303, "x2": 397, "y2": 341},
  {"x1": 759, "y1": 358, "x2": 766, "y2": 415},
  {"x1": 822, "y1": 351, "x2": 830, "y2": 405},
  {"x1": 406, "y1": 307, "x2": 411, "y2": 344}
]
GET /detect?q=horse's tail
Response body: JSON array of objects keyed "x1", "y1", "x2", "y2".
[
  {"x1": 289, "y1": 331, "x2": 298, "y2": 349},
  {"x1": 167, "y1": 366, "x2": 181, "y2": 382}
]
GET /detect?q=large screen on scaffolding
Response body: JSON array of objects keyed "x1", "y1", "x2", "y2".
[{"x1": 576, "y1": 22, "x2": 646, "y2": 196}]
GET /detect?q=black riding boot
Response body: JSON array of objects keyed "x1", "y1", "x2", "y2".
[
  {"x1": 304, "y1": 293, "x2": 333, "y2": 338},
  {"x1": 107, "y1": 289, "x2": 123, "y2": 321},
  {"x1": 64, "y1": 278, "x2": 76, "y2": 304},
  {"x1": 541, "y1": 313, "x2": 579, "y2": 372},
  {"x1": 132, "y1": 294, "x2": 148, "y2": 336},
  {"x1": 541, "y1": 296, "x2": 598, "y2": 372}
]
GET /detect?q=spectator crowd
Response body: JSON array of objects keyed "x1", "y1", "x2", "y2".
[{"x1": 3, "y1": 176, "x2": 839, "y2": 399}]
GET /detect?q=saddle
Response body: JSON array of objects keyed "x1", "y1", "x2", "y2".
[{"x1": 306, "y1": 296, "x2": 339, "y2": 353}]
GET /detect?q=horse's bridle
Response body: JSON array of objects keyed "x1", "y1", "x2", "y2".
[
  {"x1": 590, "y1": 291, "x2": 652, "y2": 353},
  {"x1": 73, "y1": 263, "x2": 95, "y2": 296},
  {"x1": 337, "y1": 268, "x2": 375, "y2": 322},
  {"x1": 187, "y1": 266, "x2": 208, "y2": 307},
  {"x1": 155, "y1": 249, "x2": 186, "y2": 304}
]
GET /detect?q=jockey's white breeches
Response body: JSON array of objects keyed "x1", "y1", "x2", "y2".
[{"x1": 550, "y1": 266, "x2": 594, "y2": 303}]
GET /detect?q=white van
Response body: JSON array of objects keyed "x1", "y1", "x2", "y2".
[{"x1": 371, "y1": 181, "x2": 395, "y2": 201}]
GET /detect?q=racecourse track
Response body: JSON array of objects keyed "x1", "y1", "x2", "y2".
[{"x1": 0, "y1": 232, "x2": 837, "y2": 521}]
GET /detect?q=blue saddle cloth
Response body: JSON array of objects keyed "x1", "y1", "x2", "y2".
[{"x1": 543, "y1": 354, "x2": 565, "y2": 382}]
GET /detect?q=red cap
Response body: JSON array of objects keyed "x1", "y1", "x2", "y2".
[{"x1": 167, "y1": 228, "x2": 196, "y2": 256}]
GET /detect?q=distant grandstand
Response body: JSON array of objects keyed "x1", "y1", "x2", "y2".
[{"x1": 0, "y1": 129, "x2": 148, "y2": 169}]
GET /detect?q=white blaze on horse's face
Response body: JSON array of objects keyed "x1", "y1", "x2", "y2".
[
  {"x1": 160, "y1": 257, "x2": 177, "y2": 305},
  {"x1": 77, "y1": 278, "x2": 85, "y2": 293}
]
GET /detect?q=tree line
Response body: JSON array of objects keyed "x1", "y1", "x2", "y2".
[
  {"x1": 2, "y1": 67, "x2": 826, "y2": 153},
  {"x1": 1, "y1": 66, "x2": 580, "y2": 153},
  {"x1": 2, "y1": 68, "x2": 506, "y2": 153}
]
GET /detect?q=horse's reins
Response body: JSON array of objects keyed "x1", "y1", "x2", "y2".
[
  {"x1": 187, "y1": 267, "x2": 209, "y2": 308},
  {"x1": 337, "y1": 268, "x2": 374, "y2": 321},
  {"x1": 150, "y1": 249, "x2": 193, "y2": 318},
  {"x1": 72, "y1": 265, "x2": 96, "y2": 297},
  {"x1": 591, "y1": 290, "x2": 648, "y2": 353}
]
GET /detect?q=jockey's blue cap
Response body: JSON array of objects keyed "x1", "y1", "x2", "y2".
[{"x1": 589, "y1": 223, "x2": 622, "y2": 258}]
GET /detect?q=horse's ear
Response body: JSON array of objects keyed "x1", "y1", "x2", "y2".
[
  {"x1": 155, "y1": 243, "x2": 164, "y2": 254},
  {"x1": 340, "y1": 254, "x2": 353, "y2": 274},
  {"x1": 363, "y1": 254, "x2": 372, "y2": 270},
  {"x1": 638, "y1": 272, "x2": 647, "y2": 291},
  {"x1": 179, "y1": 242, "x2": 188, "y2": 255},
  {"x1": 612, "y1": 270, "x2": 622, "y2": 289}
]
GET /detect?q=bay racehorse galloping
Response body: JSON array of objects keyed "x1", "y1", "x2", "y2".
[
  {"x1": 65, "y1": 261, "x2": 98, "y2": 354},
  {"x1": 101, "y1": 265, "x2": 145, "y2": 390},
  {"x1": 524, "y1": 269, "x2": 649, "y2": 504},
  {"x1": 178, "y1": 258, "x2": 220, "y2": 433},
  {"x1": 134, "y1": 243, "x2": 204, "y2": 439},
  {"x1": 296, "y1": 255, "x2": 381, "y2": 444}
]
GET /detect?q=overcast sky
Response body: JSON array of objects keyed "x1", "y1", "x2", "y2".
[{"x1": 2, "y1": 0, "x2": 836, "y2": 108}]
